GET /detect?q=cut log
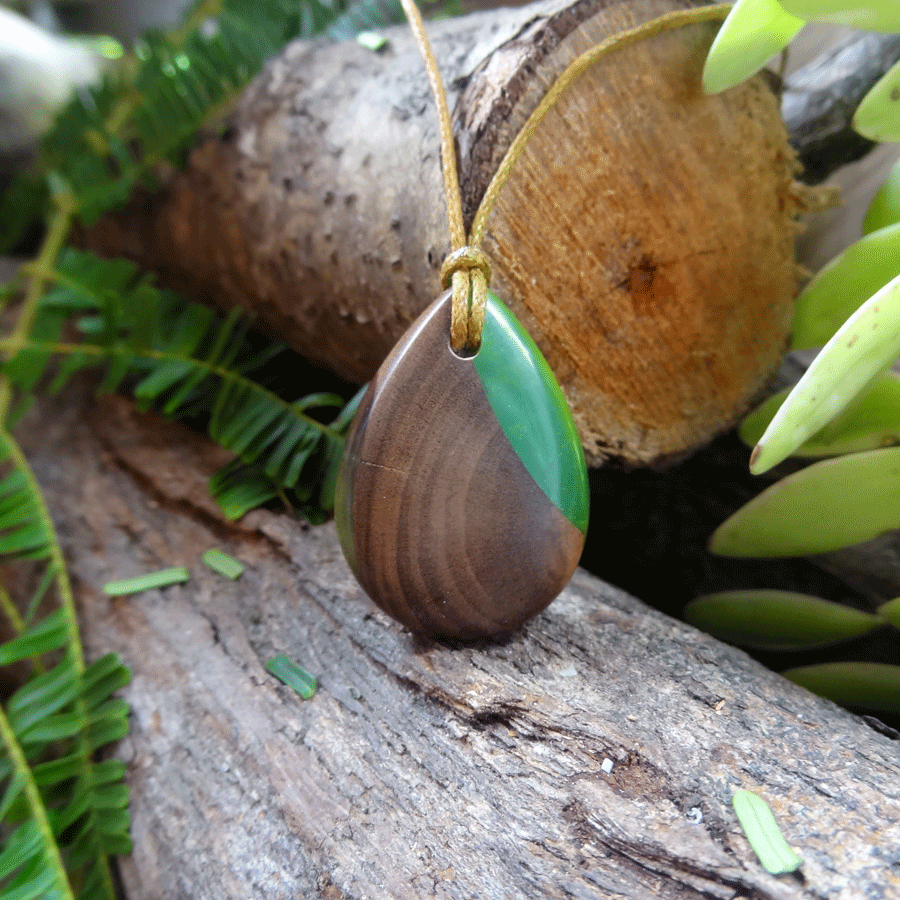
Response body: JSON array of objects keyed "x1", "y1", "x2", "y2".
[
  {"x1": 83, "y1": 0, "x2": 802, "y2": 467},
  {"x1": 16, "y1": 389, "x2": 900, "y2": 899}
]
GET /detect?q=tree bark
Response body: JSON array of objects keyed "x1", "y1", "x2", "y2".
[
  {"x1": 17, "y1": 388, "x2": 900, "y2": 900},
  {"x1": 83, "y1": 0, "x2": 802, "y2": 468}
]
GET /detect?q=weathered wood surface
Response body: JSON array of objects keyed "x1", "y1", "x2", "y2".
[
  {"x1": 783, "y1": 30, "x2": 900, "y2": 183},
  {"x1": 17, "y1": 388, "x2": 900, "y2": 899},
  {"x1": 84, "y1": 0, "x2": 801, "y2": 469}
]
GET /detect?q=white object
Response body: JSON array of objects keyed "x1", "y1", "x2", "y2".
[{"x1": 0, "y1": 7, "x2": 104, "y2": 145}]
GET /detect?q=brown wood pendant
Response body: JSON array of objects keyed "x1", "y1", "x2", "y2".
[{"x1": 335, "y1": 289, "x2": 589, "y2": 639}]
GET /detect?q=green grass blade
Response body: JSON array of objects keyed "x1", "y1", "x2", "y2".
[
  {"x1": 711, "y1": 448, "x2": 900, "y2": 557},
  {"x1": 685, "y1": 590, "x2": 883, "y2": 650},
  {"x1": 732, "y1": 790, "x2": 803, "y2": 875},
  {"x1": 784, "y1": 662, "x2": 900, "y2": 713},
  {"x1": 791, "y1": 223, "x2": 900, "y2": 350},
  {"x1": 751, "y1": 273, "x2": 900, "y2": 474},
  {"x1": 702, "y1": 0, "x2": 804, "y2": 94}
]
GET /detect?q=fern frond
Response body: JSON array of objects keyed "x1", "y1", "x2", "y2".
[
  {"x1": 3, "y1": 248, "x2": 356, "y2": 520},
  {"x1": 0, "y1": 431, "x2": 131, "y2": 900}
]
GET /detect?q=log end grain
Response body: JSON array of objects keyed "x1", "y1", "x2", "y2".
[{"x1": 84, "y1": 0, "x2": 803, "y2": 467}]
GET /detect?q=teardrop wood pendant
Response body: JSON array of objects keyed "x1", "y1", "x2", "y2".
[{"x1": 335, "y1": 289, "x2": 589, "y2": 639}]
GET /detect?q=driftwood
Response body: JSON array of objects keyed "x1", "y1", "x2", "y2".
[
  {"x1": 783, "y1": 31, "x2": 900, "y2": 183},
  {"x1": 16, "y1": 387, "x2": 900, "y2": 899},
  {"x1": 84, "y1": 0, "x2": 803, "y2": 468}
]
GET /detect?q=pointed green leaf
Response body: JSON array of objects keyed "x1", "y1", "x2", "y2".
[
  {"x1": 877, "y1": 598, "x2": 900, "y2": 627},
  {"x1": 31, "y1": 752, "x2": 84, "y2": 787},
  {"x1": 209, "y1": 465, "x2": 279, "y2": 521},
  {"x1": 91, "y1": 783, "x2": 130, "y2": 811},
  {"x1": 331, "y1": 385, "x2": 367, "y2": 434},
  {"x1": 0, "y1": 771, "x2": 27, "y2": 821},
  {"x1": 90, "y1": 759, "x2": 127, "y2": 787},
  {"x1": 133, "y1": 360, "x2": 196, "y2": 402},
  {"x1": 854, "y1": 59, "x2": 900, "y2": 143},
  {"x1": 318, "y1": 435, "x2": 344, "y2": 512},
  {"x1": 81, "y1": 653, "x2": 131, "y2": 710},
  {"x1": 780, "y1": 0, "x2": 900, "y2": 31},
  {"x1": 751, "y1": 273, "x2": 900, "y2": 474},
  {"x1": 263, "y1": 419, "x2": 316, "y2": 484},
  {"x1": 0, "y1": 821, "x2": 44, "y2": 879},
  {"x1": 93, "y1": 807, "x2": 131, "y2": 836},
  {"x1": 685, "y1": 590, "x2": 883, "y2": 649},
  {"x1": 0, "y1": 523, "x2": 49, "y2": 557},
  {"x1": 863, "y1": 158, "x2": 900, "y2": 235},
  {"x1": 294, "y1": 392, "x2": 345, "y2": 412},
  {"x1": 0, "y1": 863, "x2": 62, "y2": 900},
  {"x1": 8, "y1": 652, "x2": 81, "y2": 734},
  {"x1": 740, "y1": 372, "x2": 900, "y2": 458},
  {"x1": 85, "y1": 700, "x2": 131, "y2": 753},
  {"x1": 712, "y1": 448, "x2": 900, "y2": 557},
  {"x1": 785, "y1": 662, "x2": 900, "y2": 713},
  {"x1": 791, "y1": 222, "x2": 900, "y2": 350},
  {"x1": 0, "y1": 608, "x2": 69, "y2": 664},
  {"x1": 732, "y1": 790, "x2": 803, "y2": 875},
  {"x1": 703, "y1": 0, "x2": 804, "y2": 94},
  {"x1": 19, "y1": 711, "x2": 84, "y2": 745},
  {"x1": 100, "y1": 831, "x2": 133, "y2": 856}
]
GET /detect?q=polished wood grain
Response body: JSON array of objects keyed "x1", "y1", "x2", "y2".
[{"x1": 335, "y1": 290, "x2": 585, "y2": 639}]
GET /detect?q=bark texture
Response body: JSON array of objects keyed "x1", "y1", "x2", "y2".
[
  {"x1": 84, "y1": 0, "x2": 802, "y2": 467},
  {"x1": 18, "y1": 389, "x2": 900, "y2": 900}
]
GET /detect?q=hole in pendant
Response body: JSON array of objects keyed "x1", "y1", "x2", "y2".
[{"x1": 450, "y1": 338, "x2": 480, "y2": 360}]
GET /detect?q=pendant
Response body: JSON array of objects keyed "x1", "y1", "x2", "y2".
[{"x1": 335, "y1": 289, "x2": 589, "y2": 639}]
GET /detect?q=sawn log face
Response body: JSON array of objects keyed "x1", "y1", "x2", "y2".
[{"x1": 83, "y1": 0, "x2": 800, "y2": 467}]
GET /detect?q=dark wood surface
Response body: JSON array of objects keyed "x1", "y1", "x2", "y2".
[{"x1": 336, "y1": 291, "x2": 584, "y2": 638}]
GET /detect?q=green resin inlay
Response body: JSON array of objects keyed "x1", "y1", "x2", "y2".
[{"x1": 473, "y1": 292, "x2": 589, "y2": 534}]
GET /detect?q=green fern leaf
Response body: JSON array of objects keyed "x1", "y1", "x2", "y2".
[
  {"x1": 208, "y1": 460, "x2": 281, "y2": 520},
  {"x1": 0, "y1": 431, "x2": 132, "y2": 900},
  {"x1": 3, "y1": 248, "x2": 353, "y2": 519},
  {"x1": 0, "y1": 609, "x2": 69, "y2": 665}
]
